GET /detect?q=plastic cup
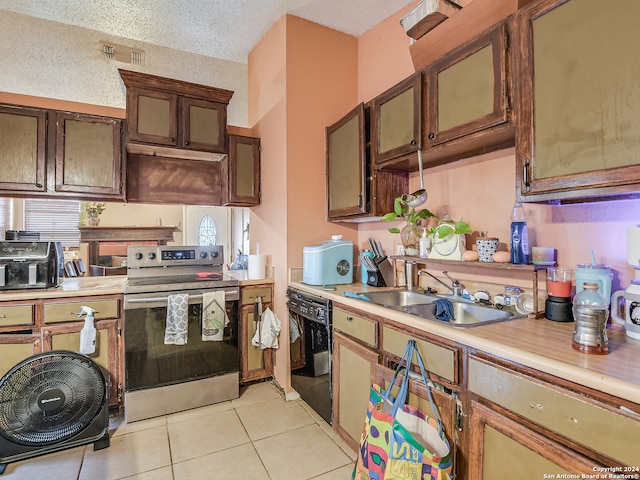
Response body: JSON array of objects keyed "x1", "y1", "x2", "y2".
[{"x1": 547, "y1": 268, "x2": 573, "y2": 298}]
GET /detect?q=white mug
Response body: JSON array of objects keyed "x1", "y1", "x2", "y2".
[{"x1": 611, "y1": 280, "x2": 640, "y2": 340}]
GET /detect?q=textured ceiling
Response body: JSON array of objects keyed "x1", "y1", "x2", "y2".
[{"x1": 0, "y1": 0, "x2": 413, "y2": 63}]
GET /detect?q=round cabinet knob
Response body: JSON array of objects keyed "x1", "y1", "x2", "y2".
[
  {"x1": 428, "y1": 132, "x2": 435, "y2": 140},
  {"x1": 134, "y1": 252, "x2": 143, "y2": 260},
  {"x1": 211, "y1": 251, "x2": 219, "y2": 258},
  {"x1": 200, "y1": 251, "x2": 208, "y2": 259},
  {"x1": 147, "y1": 252, "x2": 156, "y2": 260}
]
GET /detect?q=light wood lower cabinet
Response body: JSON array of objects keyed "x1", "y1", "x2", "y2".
[
  {"x1": 468, "y1": 355, "x2": 640, "y2": 475},
  {"x1": 0, "y1": 294, "x2": 124, "y2": 411},
  {"x1": 469, "y1": 401, "x2": 597, "y2": 478},
  {"x1": 239, "y1": 283, "x2": 274, "y2": 384},
  {"x1": 42, "y1": 319, "x2": 121, "y2": 408},
  {"x1": 332, "y1": 331, "x2": 378, "y2": 450}
]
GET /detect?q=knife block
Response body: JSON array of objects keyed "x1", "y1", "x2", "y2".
[{"x1": 366, "y1": 257, "x2": 395, "y2": 287}]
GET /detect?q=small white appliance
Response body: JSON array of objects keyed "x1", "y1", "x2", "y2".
[
  {"x1": 303, "y1": 235, "x2": 353, "y2": 285},
  {"x1": 611, "y1": 225, "x2": 640, "y2": 339}
]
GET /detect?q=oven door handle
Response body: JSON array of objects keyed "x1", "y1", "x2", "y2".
[
  {"x1": 125, "y1": 289, "x2": 239, "y2": 307},
  {"x1": 126, "y1": 294, "x2": 205, "y2": 304}
]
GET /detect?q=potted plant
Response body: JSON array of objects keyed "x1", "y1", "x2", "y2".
[
  {"x1": 80, "y1": 202, "x2": 106, "y2": 227},
  {"x1": 382, "y1": 196, "x2": 472, "y2": 256}
]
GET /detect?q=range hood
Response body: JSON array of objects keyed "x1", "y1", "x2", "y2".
[{"x1": 126, "y1": 143, "x2": 227, "y2": 162}]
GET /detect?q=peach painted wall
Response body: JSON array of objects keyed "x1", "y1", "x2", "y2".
[
  {"x1": 248, "y1": 15, "x2": 359, "y2": 391},
  {"x1": 356, "y1": 3, "x2": 640, "y2": 295}
]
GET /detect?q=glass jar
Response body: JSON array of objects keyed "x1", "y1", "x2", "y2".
[
  {"x1": 503, "y1": 286, "x2": 523, "y2": 307},
  {"x1": 572, "y1": 282, "x2": 609, "y2": 354}
]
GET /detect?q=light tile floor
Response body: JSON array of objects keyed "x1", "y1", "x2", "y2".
[{"x1": 2, "y1": 382, "x2": 357, "y2": 480}]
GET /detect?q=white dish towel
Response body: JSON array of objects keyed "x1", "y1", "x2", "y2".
[
  {"x1": 252, "y1": 307, "x2": 282, "y2": 349},
  {"x1": 202, "y1": 290, "x2": 229, "y2": 341},
  {"x1": 165, "y1": 293, "x2": 189, "y2": 345}
]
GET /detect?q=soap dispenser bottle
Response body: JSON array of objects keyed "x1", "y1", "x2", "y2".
[
  {"x1": 419, "y1": 229, "x2": 430, "y2": 258},
  {"x1": 510, "y1": 202, "x2": 530, "y2": 264},
  {"x1": 78, "y1": 306, "x2": 97, "y2": 355}
]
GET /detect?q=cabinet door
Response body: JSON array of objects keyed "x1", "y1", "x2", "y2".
[
  {"x1": 371, "y1": 73, "x2": 422, "y2": 168},
  {"x1": 42, "y1": 319, "x2": 121, "y2": 409},
  {"x1": 181, "y1": 97, "x2": 227, "y2": 153},
  {"x1": 515, "y1": 0, "x2": 640, "y2": 202},
  {"x1": 423, "y1": 23, "x2": 513, "y2": 165},
  {"x1": 0, "y1": 335, "x2": 41, "y2": 377},
  {"x1": 126, "y1": 87, "x2": 178, "y2": 146},
  {"x1": 469, "y1": 401, "x2": 598, "y2": 479},
  {"x1": 0, "y1": 104, "x2": 47, "y2": 193},
  {"x1": 326, "y1": 103, "x2": 368, "y2": 220},
  {"x1": 223, "y1": 135, "x2": 261, "y2": 206},
  {"x1": 240, "y1": 304, "x2": 273, "y2": 383},
  {"x1": 332, "y1": 331, "x2": 378, "y2": 450},
  {"x1": 55, "y1": 112, "x2": 124, "y2": 198}
]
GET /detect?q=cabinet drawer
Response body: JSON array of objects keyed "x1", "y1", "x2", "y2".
[
  {"x1": 240, "y1": 286, "x2": 272, "y2": 306},
  {"x1": 43, "y1": 299, "x2": 120, "y2": 323},
  {"x1": 0, "y1": 304, "x2": 34, "y2": 327},
  {"x1": 468, "y1": 357, "x2": 640, "y2": 466},
  {"x1": 333, "y1": 308, "x2": 377, "y2": 347},
  {"x1": 382, "y1": 326, "x2": 458, "y2": 383}
]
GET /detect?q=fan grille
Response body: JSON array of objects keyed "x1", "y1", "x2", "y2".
[{"x1": 0, "y1": 352, "x2": 106, "y2": 446}]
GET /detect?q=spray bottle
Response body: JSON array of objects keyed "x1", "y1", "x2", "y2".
[{"x1": 78, "y1": 306, "x2": 97, "y2": 355}]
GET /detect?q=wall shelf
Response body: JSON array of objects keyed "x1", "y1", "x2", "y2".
[{"x1": 391, "y1": 255, "x2": 550, "y2": 318}]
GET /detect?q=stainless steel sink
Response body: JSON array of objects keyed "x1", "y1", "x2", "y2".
[
  {"x1": 356, "y1": 290, "x2": 441, "y2": 307},
  {"x1": 402, "y1": 302, "x2": 524, "y2": 327},
  {"x1": 353, "y1": 289, "x2": 526, "y2": 327}
]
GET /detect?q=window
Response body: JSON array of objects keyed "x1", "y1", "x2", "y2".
[
  {"x1": 0, "y1": 198, "x2": 12, "y2": 237},
  {"x1": 24, "y1": 199, "x2": 80, "y2": 248},
  {"x1": 198, "y1": 215, "x2": 217, "y2": 245}
]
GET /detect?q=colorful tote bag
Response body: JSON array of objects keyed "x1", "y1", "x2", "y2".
[{"x1": 353, "y1": 340, "x2": 453, "y2": 480}]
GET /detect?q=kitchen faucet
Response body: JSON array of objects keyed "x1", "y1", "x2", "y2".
[{"x1": 418, "y1": 270, "x2": 465, "y2": 297}]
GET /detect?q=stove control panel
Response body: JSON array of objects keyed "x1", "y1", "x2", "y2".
[{"x1": 127, "y1": 245, "x2": 224, "y2": 269}]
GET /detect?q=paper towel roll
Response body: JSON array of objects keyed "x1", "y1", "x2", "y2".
[
  {"x1": 628, "y1": 225, "x2": 640, "y2": 266},
  {"x1": 248, "y1": 254, "x2": 266, "y2": 280}
]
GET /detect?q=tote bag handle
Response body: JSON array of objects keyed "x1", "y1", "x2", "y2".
[{"x1": 385, "y1": 339, "x2": 444, "y2": 435}]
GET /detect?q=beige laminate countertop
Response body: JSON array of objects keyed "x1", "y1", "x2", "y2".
[
  {"x1": 0, "y1": 272, "x2": 273, "y2": 302},
  {"x1": 0, "y1": 276, "x2": 128, "y2": 301},
  {"x1": 290, "y1": 281, "x2": 640, "y2": 406}
]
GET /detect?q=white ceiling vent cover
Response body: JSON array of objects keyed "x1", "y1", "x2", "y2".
[{"x1": 101, "y1": 42, "x2": 144, "y2": 65}]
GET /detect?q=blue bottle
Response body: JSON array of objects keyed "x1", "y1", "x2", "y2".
[{"x1": 510, "y1": 202, "x2": 530, "y2": 264}]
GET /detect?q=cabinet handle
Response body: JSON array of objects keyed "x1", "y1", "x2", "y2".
[
  {"x1": 346, "y1": 316, "x2": 353, "y2": 322},
  {"x1": 35, "y1": 183, "x2": 43, "y2": 188},
  {"x1": 184, "y1": 140, "x2": 190, "y2": 145},
  {"x1": 0, "y1": 315, "x2": 5, "y2": 319},
  {"x1": 357, "y1": 195, "x2": 362, "y2": 207},
  {"x1": 428, "y1": 132, "x2": 435, "y2": 140},
  {"x1": 523, "y1": 158, "x2": 531, "y2": 193},
  {"x1": 169, "y1": 137, "x2": 175, "y2": 142}
]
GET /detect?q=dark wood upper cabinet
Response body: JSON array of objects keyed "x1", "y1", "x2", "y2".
[
  {"x1": 119, "y1": 69, "x2": 232, "y2": 155},
  {"x1": 0, "y1": 104, "x2": 47, "y2": 193},
  {"x1": 0, "y1": 103, "x2": 123, "y2": 200},
  {"x1": 515, "y1": 0, "x2": 640, "y2": 203},
  {"x1": 423, "y1": 22, "x2": 514, "y2": 167},
  {"x1": 371, "y1": 73, "x2": 422, "y2": 170},
  {"x1": 326, "y1": 103, "x2": 408, "y2": 222},
  {"x1": 326, "y1": 103, "x2": 369, "y2": 220},
  {"x1": 54, "y1": 111, "x2": 123, "y2": 198},
  {"x1": 222, "y1": 134, "x2": 261, "y2": 206}
]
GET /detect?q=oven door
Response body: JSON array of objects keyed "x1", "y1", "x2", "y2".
[{"x1": 124, "y1": 287, "x2": 239, "y2": 392}]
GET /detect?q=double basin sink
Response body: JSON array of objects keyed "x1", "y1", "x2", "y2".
[{"x1": 348, "y1": 289, "x2": 527, "y2": 327}]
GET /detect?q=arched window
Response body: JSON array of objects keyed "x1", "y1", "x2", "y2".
[{"x1": 198, "y1": 215, "x2": 217, "y2": 246}]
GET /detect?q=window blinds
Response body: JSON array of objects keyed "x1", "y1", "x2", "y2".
[{"x1": 24, "y1": 199, "x2": 80, "y2": 248}]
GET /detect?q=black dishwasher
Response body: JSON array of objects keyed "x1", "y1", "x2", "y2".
[{"x1": 287, "y1": 287, "x2": 332, "y2": 424}]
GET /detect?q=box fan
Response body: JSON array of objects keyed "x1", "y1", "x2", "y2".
[{"x1": 0, "y1": 351, "x2": 110, "y2": 474}]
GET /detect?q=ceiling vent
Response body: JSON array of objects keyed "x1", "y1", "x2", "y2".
[{"x1": 101, "y1": 42, "x2": 144, "y2": 65}]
